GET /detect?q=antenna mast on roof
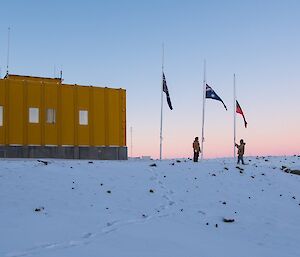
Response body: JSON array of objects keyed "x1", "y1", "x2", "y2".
[
  {"x1": 60, "y1": 70, "x2": 63, "y2": 81},
  {"x1": 6, "y1": 27, "x2": 11, "y2": 75},
  {"x1": 53, "y1": 65, "x2": 56, "y2": 78}
]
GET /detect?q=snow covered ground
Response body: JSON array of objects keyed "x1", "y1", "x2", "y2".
[{"x1": 1, "y1": 156, "x2": 300, "y2": 257}]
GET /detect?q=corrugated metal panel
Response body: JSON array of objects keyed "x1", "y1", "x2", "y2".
[
  {"x1": 44, "y1": 82, "x2": 58, "y2": 145},
  {"x1": 27, "y1": 81, "x2": 42, "y2": 145},
  {"x1": 61, "y1": 85, "x2": 75, "y2": 145},
  {"x1": 0, "y1": 80, "x2": 5, "y2": 145},
  {"x1": 93, "y1": 87, "x2": 106, "y2": 146},
  {"x1": 9, "y1": 80, "x2": 24, "y2": 144},
  {"x1": 77, "y1": 85, "x2": 90, "y2": 146}
]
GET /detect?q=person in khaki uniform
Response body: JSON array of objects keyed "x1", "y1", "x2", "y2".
[
  {"x1": 235, "y1": 139, "x2": 246, "y2": 165},
  {"x1": 193, "y1": 137, "x2": 201, "y2": 162}
]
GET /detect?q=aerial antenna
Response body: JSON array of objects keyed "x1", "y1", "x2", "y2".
[
  {"x1": 53, "y1": 65, "x2": 56, "y2": 78},
  {"x1": 60, "y1": 70, "x2": 63, "y2": 81},
  {"x1": 6, "y1": 27, "x2": 11, "y2": 75}
]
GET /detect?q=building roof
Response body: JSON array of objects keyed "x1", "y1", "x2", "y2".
[
  {"x1": 4, "y1": 74, "x2": 62, "y2": 83},
  {"x1": 2, "y1": 73, "x2": 125, "y2": 91}
]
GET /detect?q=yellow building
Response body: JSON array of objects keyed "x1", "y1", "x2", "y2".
[{"x1": 0, "y1": 74, "x2": 127, "y2": 160}]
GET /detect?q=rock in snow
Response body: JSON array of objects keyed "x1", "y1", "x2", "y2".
[
  {"x1": 34, "y1": 206, "x2": 45, "y2": 212},
  {"x1": 223, "y1": 218, "x2": 235, "y2": 223},
  {"x1": 37, "y1": 160, "x2": 49, "y2": 165}
]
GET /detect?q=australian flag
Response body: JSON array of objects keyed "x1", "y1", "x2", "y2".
[
  {"x1": 163, "y1": 73, "x2": 173, "y2": 110},
  {"x1": 206, "y1": 84, "x2": 227, "y2": 110}
]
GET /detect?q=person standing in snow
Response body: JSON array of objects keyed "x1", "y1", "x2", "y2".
[
  {"x1": 235, "y1": 139, "x2": 246, "y2": 165},
  {"x1": 193, "y1": 137, "x2": 201, "y2": 162}
]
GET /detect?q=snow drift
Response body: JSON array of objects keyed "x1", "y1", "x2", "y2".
[{"x1": 0, "y1": 156, "x2": 300, "y2": 257}]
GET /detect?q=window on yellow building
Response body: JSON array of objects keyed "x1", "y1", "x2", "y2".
[
  {"x1": 0, "y1": 106, "x2": 3, "y2": 126},
  {"x1": 29, "y1": 107, "x2": 39, "y2": 123},
  {"x1": 46, "y1": 108, "x2": 56, "y2": 124},
  {"x1": 79, "y1": 110, "x2": 88, "y2": 125}
]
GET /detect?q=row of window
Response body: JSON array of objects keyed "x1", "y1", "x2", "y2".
[{"x1": 0, "y1": 106, "x2": 89, "y2": 126}]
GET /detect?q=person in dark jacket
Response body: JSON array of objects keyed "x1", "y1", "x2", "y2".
[
  {"x1": 193, "y1": 137, "x2": 201, "y2": 162},
  {"x1": 235, "y1": 139, "x2": 246, "y2": 165}
]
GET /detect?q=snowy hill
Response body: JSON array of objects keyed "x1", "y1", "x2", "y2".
[{"x1": 1, "y1": 156, "x2": 300, "y2": 257}]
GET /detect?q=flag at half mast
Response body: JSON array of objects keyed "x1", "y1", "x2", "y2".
[
  {"x1": 163, "y1": 73, "x2": 173, "y2": 110},
  {"x1": 236, "y1": 100, "x2": 247, "y2": 128},
  {"x1": 206, "y1": 84, "x2": 227, "y2": 110}
]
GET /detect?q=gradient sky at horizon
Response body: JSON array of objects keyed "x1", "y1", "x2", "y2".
[{"x1": 0, "y1": 0, "x2": 299, "y2": 159}]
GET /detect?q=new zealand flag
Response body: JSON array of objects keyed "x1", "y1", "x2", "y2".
[
  {"x1": 206, "y1": 84, "x2": 227, "y2": 110},
  {"x1": 163, "y1": 73, "x2": 173, "y2": 110}
]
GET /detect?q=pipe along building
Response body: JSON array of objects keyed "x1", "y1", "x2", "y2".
[{"x1": 0, "y1": 74, "x2": 127, "y2": 160}]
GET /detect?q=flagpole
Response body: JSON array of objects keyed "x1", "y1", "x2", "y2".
[
  {"x1": 233, "y1": 74, "x2": 236, "y2": 161},
  {"x1": 201, "y1": 60, "x2": 206, "y2": 160},
  {"x1": 130, "y1": 126, "x2": 133, "y2": 158},
  {"x1": 159, "y1": 43, "x2": 164, "y2": 160}
]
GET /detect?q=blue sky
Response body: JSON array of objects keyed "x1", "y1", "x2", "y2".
[{"x1": 1, "y1": 0, "x2": 300, "y2": 158}]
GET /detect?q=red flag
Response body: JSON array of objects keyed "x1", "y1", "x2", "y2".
[{"x1": 236, "y1": 100, "x2": 247, "y2": 128}]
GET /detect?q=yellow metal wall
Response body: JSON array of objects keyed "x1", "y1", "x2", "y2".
[
  {"x1": 9, "y1": 80, "x2": 24, "y2": 144},
  {"x1": 0, "y1": 77, "x2": 126, "y2": 147},
  {"x1": 0, "y1": 80, "x2": 6, "y2": 145},
  {"x1": 93, "y1": 88, "x2": 106, "y2": 145}
]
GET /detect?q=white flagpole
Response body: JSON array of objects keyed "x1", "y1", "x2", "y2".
[
  {"x1": 159, "y1": 43, "x2": 164, "y2": 160},
  {"x1": 130, "y1": 126, "x2": 133, "y2": 158},
  {"x1": 233, "y1": 74, "x2": 237, "y2": 161},
  {"x1": 201, "y1": 60, "x2": 206, "y2": 160}
]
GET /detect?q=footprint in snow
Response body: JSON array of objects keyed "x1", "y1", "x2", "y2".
[
  {"x1": 169, "y1": 201, "x2": 175, "y2": 206},
  {"x1": 106, "y1": 220, "x2": 118, "y2": 227},
  {"x1": 82, "y1": 232, "x2": 93, "y2": 239}
]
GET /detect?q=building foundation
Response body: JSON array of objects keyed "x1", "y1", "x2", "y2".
[{"x1": 0, "y1": 146, "x2": 127, "y2": 160}]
